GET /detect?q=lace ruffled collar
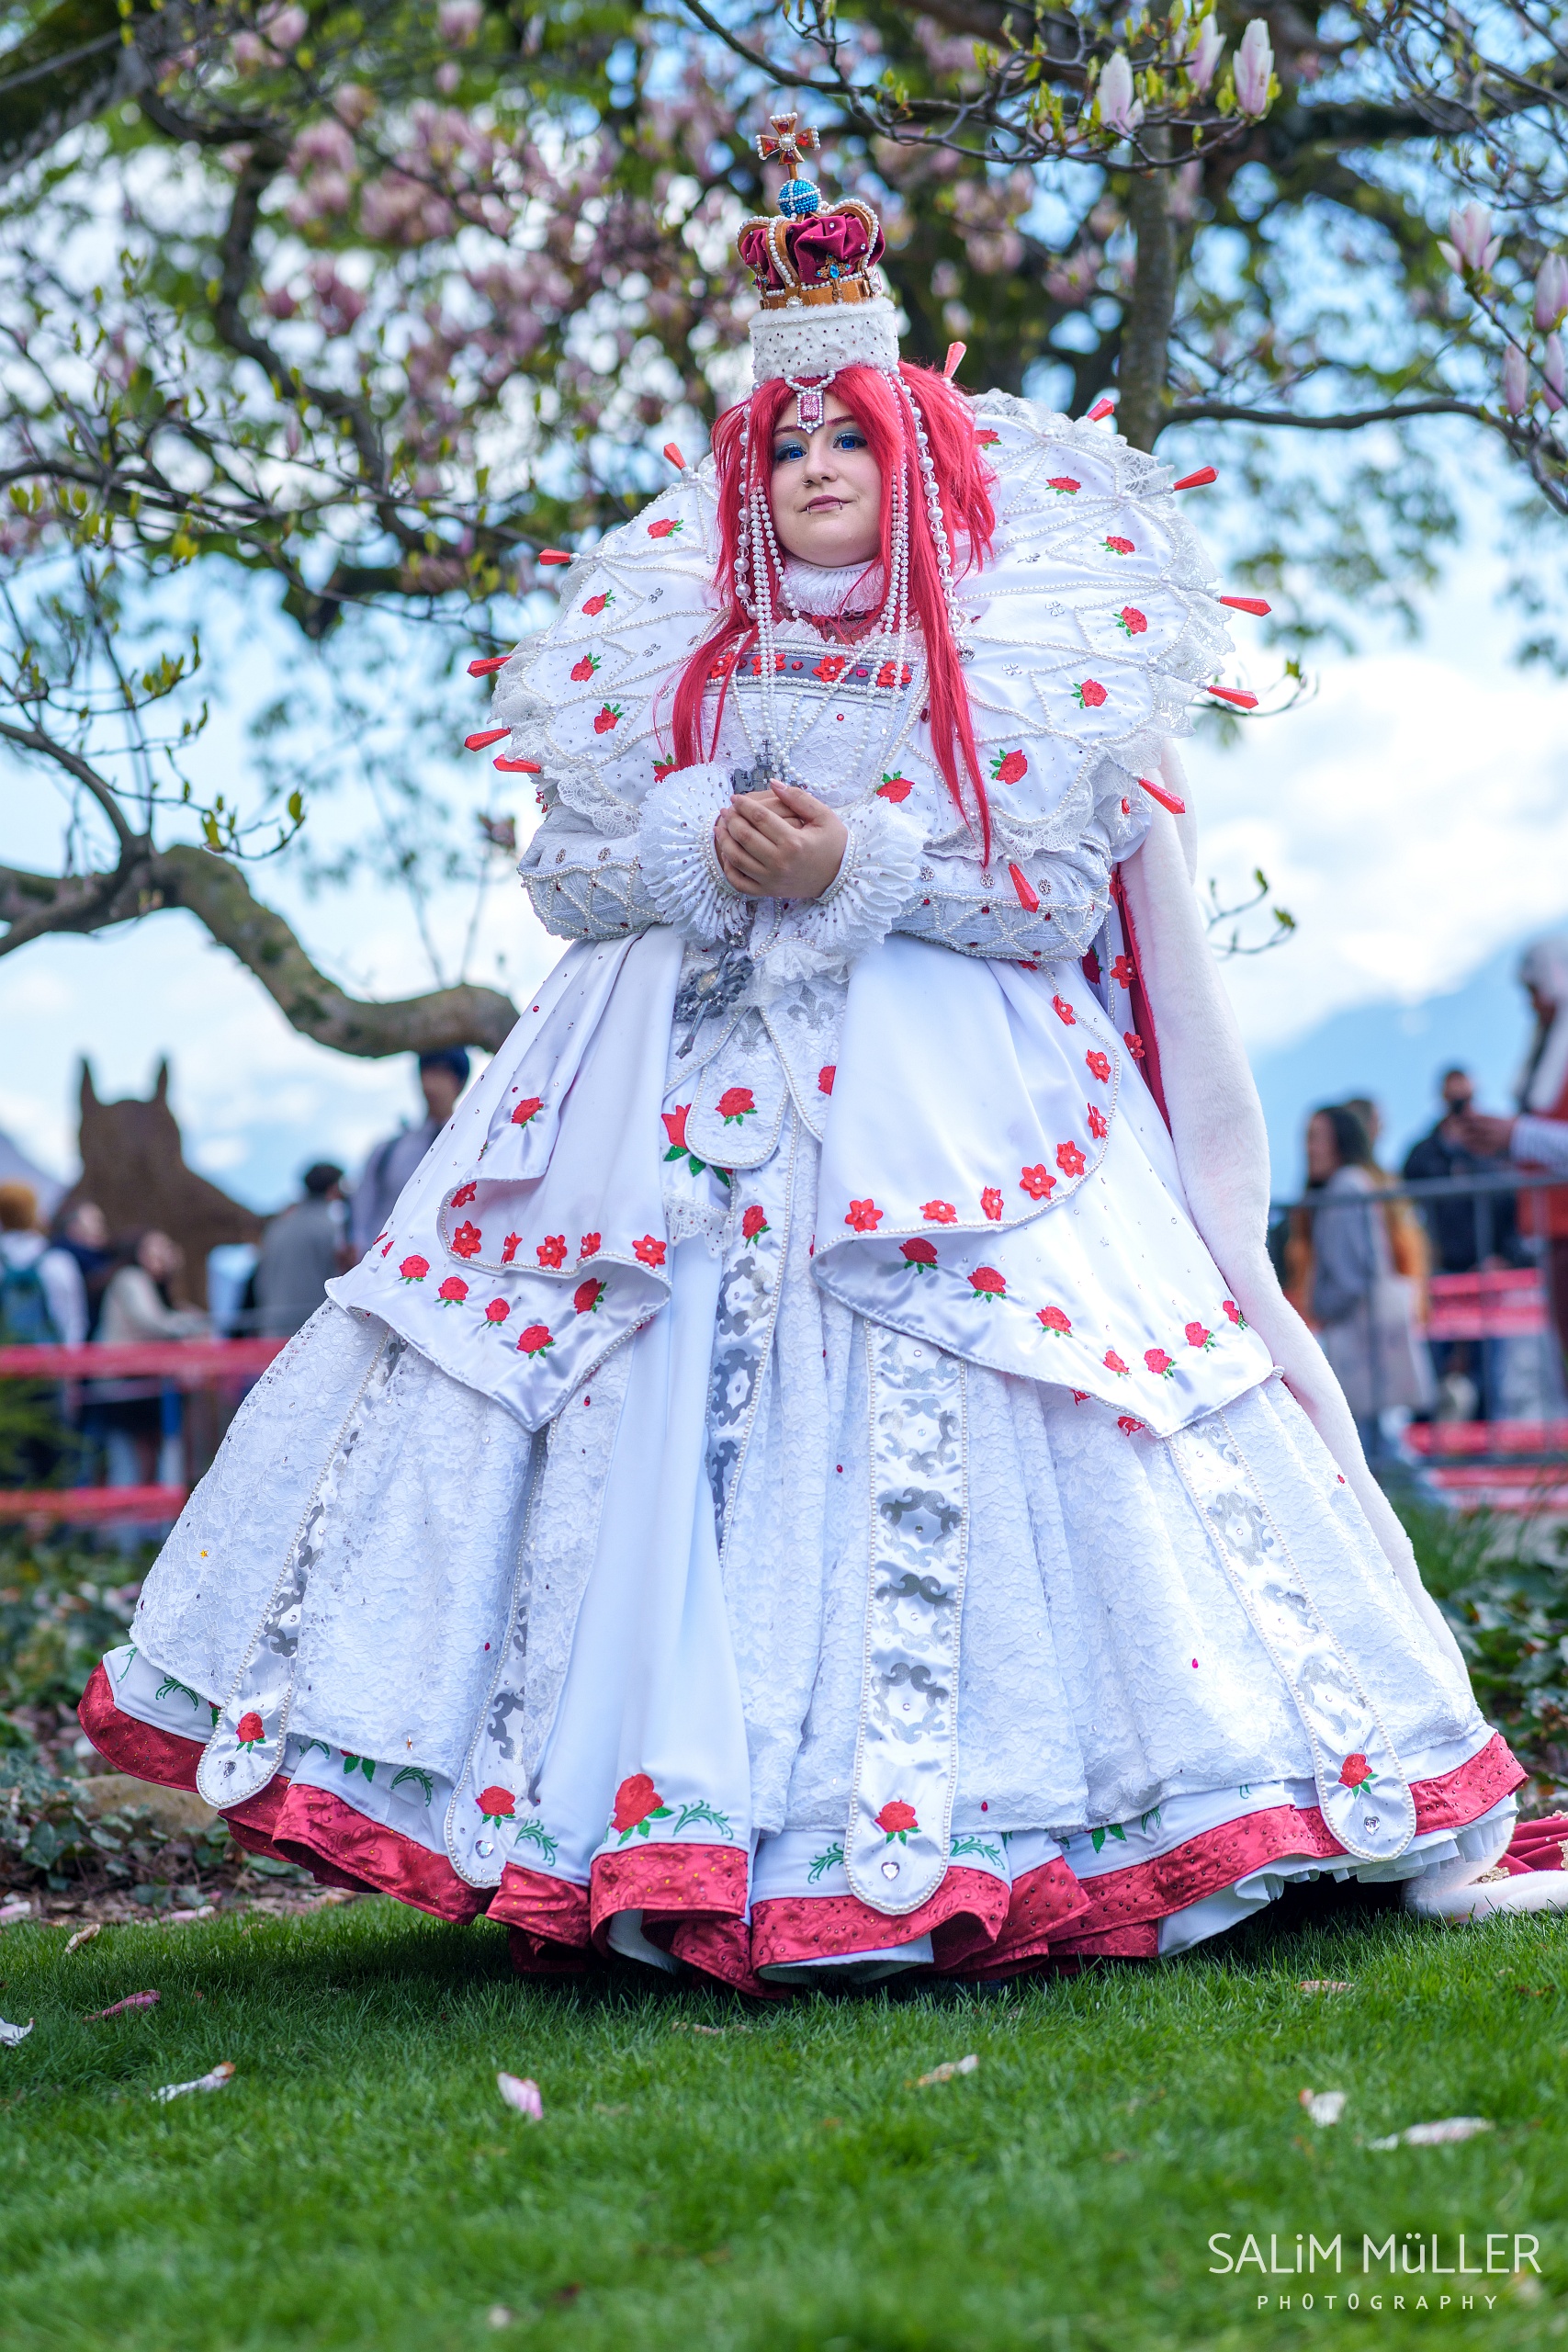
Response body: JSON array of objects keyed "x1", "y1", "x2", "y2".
[{"x1": 782, "y1": 557, "x2": 886, "y2": 615}]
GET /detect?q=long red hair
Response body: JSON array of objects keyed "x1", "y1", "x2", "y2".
[{"x1": 670, "y1": 361, "x2": 998, "y2": 855}]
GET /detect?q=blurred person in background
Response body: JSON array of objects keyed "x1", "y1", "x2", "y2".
[
  {"x1": 1455, "y1": 933, "x2": 1568, "y2": 1381},
  {"x1": 50, "y1": 1199, "x2": 115, "y2": 1339},
  {"x1": 1404, "y1": 1067, "x2": 1517, "y2": 1421},
  {"x1": 0, "y1": 1182, "x2": 86, "y2": 1346},
  {"x1": 254, "y1": 1163, "x2": 346, "y2": 1339},
  {"x1": 348, "y1": 1048, "x2": 470, "y2": 1261},
  {"x1": 1303, "y1": 1104, "x2": 1434, "y2": 1474},
  {"x1": 92, "y1": 1230, "x2": 209, "y2": 1497}
]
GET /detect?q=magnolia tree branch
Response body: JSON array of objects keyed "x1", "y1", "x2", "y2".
[{"x1": 0, "y1": 845, "x2": 519, "y2": 1052}]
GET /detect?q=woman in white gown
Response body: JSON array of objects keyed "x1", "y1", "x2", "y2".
[{"x1": 81, "y1": 123, "x2": 1555, "y2": 1988}]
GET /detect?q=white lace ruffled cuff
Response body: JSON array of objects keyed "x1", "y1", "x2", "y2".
[
  {"x1": 750, "y1": 797, "x2": 927, "y2": 986},
  {"x1": 636, "y1": 763, "x2": 750, "y2": 945}
]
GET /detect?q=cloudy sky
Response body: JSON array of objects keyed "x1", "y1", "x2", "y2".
[{"x1": 5, "y1": 487, "x2": 1567, "y2": 1213}]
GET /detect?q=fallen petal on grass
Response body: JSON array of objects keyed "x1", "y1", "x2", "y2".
[
  {"x1": 64, "y1": 1924, "x2": 102, "y2": 1955},
  {"x1": 1299, "y1": 2088, "x2": 1347, "y2": 2126},
  {"x1": 498, "y1": 2072, "x2": 544, "y2": 2119},
  {"x1": 153, "y1": 2061, "x2": 235, "y2": 2103},
  {"x1": 486, "y1": 2307, "x2": 514, "y2": 2329},
  {"x1": 1299, "y1": 1980, "x2": 1350, "y2": 1994},
  {"x1": 914, "y1": 2053, "x2": 979, "y2": 2088},
  {"x1": 0, "y1": 1897, "x2": 33, "y2": 1927},
  {"x1": 671, "y1": 2021, "x2": 749, "y2": 2037},
  {"x1": 162, "y1": 1906, "x2": 217, "y2": 1928},
  {"x1": 90, "y1": 1991, "x2": 160, "y2": 2019},
  {"x1": 1, "y1": 2017, "x2": 34, "y2": 2046},
  {"x1": 1368, "y1": 2116, "x2": 1492, "y2": 2150}
]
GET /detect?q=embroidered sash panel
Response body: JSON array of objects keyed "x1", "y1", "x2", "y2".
[
  {"x1": 843, "y1": 1326, "x2": 970, "y2": 1915},
  {"x1": 705, "y1": 1122, "x2": 797, "y2": 1556},
  {"x1": 197, "y1": 1334, "x2": 400, "y2": 1809},
  {"x1": 1168, "y1": 1411, "x2": 1416, "y2": 1861}
]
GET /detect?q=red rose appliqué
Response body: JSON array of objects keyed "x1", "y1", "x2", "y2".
[
  {"x1": 613, "y1": 1772, "x2": 671, "y2": 1838},
  {"x1": 1223, "y1": 1299, "x2": 1247, "y2": 1328},
  {"x1": 970, "y1": 1266, "x2": 1007, "y2": 1300},
  {"x1": 902, "y1": 1238, "x2": 938, "y2": 1272},
  {"x1": 1073, "y1": 679, "x2": 1108, "y2": 709},
  {"x1": 570, "y1": 653, "x2": 601, "y2": 683},
  {"x1": 398, "y1": 1255, "x2": 429, "y2": 1283},
  {"x1": 581, "y1": 591, "x2": 612, "y2": 616},
  {"x1": 1186, "y1": 1321, "x2": 1214, "y2": 1351},
  {"x1": 645, "y1": 517, "x2": 682, "y2": 539},
  {"x1": 818, "y1": 1065, "x2": 836, "y2": 1094},
  {"x1": 592, "y1": 703, "x2": 624, "y2": 734},
  {"x1": 876, "y1": 1799, "x2": 919, "y2": 1841},
  {"x1": 485, "y1": 1298, "x2": 510, "y2": 1324},
  {"x1": 1047, "y1": 474, "x2": 1080, "y2": 494},
  {"x1": 1104, "y1": 535, "x2": 1134, "y2": 555},
  {"x1": 516, "y1": 1323, "x2": 553, "y2": 1356},
  {"x1": 716, "y1": 1086, "x2": 755, "y2": 1125},
  {"x1": 990, "y1": 747, "x2": 1028, "y2": 786},
  {"x1": 1338, "y1": 1753, "x2": 1375, "y2": 1789},
  {"x1": 876, "y1": 775, "x2": 912, "y2": 803},
  {"x1": 1145, "y1": 1348, "x2": 1175, "y2": 1378},
  {"x1": 478, "y1": 1785, "x2": 516, "y2": 1824},
  {"x1": 437, "y1": 1276, "x2": 468, "y2": 1306},
  {"x1": 511, "y1": 1096, "x2": 544, "y2": 1126},
  {"x1": 1117, "y1": 606, "x2": 1148, "y2": 638},
  {"x1": 236, "y1": 1711, "x2": 265, "y2": 1748},
  {"x1": 1104, "y1": 1349, "x2": 1130, "y2": 1374},
  {"x1": 574, "y1": 1277, "x2": 605, "y2": 1315},
  {"x1": 742, "y1": 1204, "x2": 769, "y2": 1242}
]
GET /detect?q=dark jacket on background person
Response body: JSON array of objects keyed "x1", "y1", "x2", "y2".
[
  {"x1": 254, "y1": 1195, "x2": 344, "y2": 1338},
  {"x1": 1402, "y1": 1124, "x2": 1517, "y2": 1271}
]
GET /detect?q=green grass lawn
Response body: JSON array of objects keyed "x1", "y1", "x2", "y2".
[{"x1": 1, "y1": 1889, "x2": 1564, "y2": 2352}]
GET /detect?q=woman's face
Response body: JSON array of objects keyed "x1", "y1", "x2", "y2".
[
  {"x1": 1304, "y1": 1113, "x2": 1339, "y2": 1184},
  {"x1": 768, "y1": 395, "x2": 883, "y2": 570},
  {"x1": 138, "y1": 1230, "x2": 183, "y2": 1281}
]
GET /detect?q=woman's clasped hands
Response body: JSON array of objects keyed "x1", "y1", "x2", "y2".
[{"x1": 713, "y1": 781, "x2": 847, "y2": 902}]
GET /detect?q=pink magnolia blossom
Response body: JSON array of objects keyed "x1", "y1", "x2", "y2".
[
  {"x1": 291, "y1": 119, "x2": 357, "y2": 175},
  {"x1": 1185, "y1": 17, "x2": 1224, "y2": 96},
  {"x1": 1535, "y1": 254, "x2": 1568, "y2": 334},
  {"x1": 1502, "y1": 345, "x2": 1529, "y2": 415},
  {"x1": 333, "y1": 84, "x2": 377, "y2": 129},
  {"x1": 1544, "y1": 333, "x2": 1566, "y2": 411},
  {"x1": 230, "y1": 30, "x2": 268, "y2": 74},
  {"x1": 439, "y1": 0, "x2": 484, "y2": 44},
  {"x1": 1098, "y1": 53, "x2": 1145, "y2": 137},
  {"x1": 1439, "y1": 202, "x2": 1501, "y2": 277},
  {"x1": 263, "y1": 6, "x2": 309, "y2": 53},
  {"x1": 1234, "y1": 20, "x2": 1275, "y2": 116}
]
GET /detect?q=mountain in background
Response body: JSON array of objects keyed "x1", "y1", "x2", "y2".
[{"x1": 1251, "y1": 937, "x2": 1536, "y2": 1200}]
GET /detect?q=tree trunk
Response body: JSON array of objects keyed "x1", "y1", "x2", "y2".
[{"x1": 1120, "y1": 133, "x2": 1177, "y2": 453}]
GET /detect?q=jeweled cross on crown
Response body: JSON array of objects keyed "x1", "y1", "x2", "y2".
[{"x1": 755, "y1": 110, "x2": 819, "y2": 167}]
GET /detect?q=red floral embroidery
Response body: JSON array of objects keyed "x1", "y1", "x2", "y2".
[
  {"x1": 1222, "y1": 1299, "x2": 1247, "y2": 1328},
  {"x1": 1338, "y1": 1753, "x2": 1375, "y2": 1789},
  {"x1": 662, "y1": 1104, "x2": 690, "y2": 1154},
  {"x1": 516, "y1": 1323, "x2": 553, "y2": 1356},
  {"x1": 634, "y1": 1235, "x2": 667, "y2": 1268},
  {"x1": 579, "y1": 1232, "x2": 601, "y2": 1260},
  {"x1": 1186, "y1": 1320, "x2": 1214, "y2": 1351},
  {"x1": 451, "y1": 1221, "x2": 482, "y2": 1260},
  {"x1": 1056, "y1": 1141, "x2": 1087, "y2": 1177},
  {"x1": 485, "y1": 1299, "x2": 510, "y2": 1324},
  {"x1": 876, "y1": 775, "x2": 912, "y2": 803},
  {"x1": 921, "y1": 1199, "x2": 957, "y2": 1225},
  {"x1": 1117, "y1": 1415, "x2": 1146, "y2": 1435},
  {"x1": 236, "y1": 1711, "x2": 265, "y2": 1748},
  {"x1": 818, "y1": 1065, "x2": 836, "y2": 1094},
  {"x1": 1104, "y1": 535, "x2": 1134, "y2": 555},
  {"x1": 1086, "y1": 1049, "x2": 1111, "y2": 1082},
  {"x1": 1117, "y1": 606, "x2": 1148, "y2": 638},
  {"x1": 501, "y1": 1233, "x2": 522, "y2": 1264},
  {"x1": 1046, "y1": 474, "x2": 1080, "y2": 494},
  {"x1": 1051, "y1": 994, "x2": 1077, "y2": 1025},
  {"x1": 1123, "y1": 1031, "x2": 1146, "y2": 1063},
  {"x1": 612, "y1": 1772, "x2": 670, "y2": 1837},
  {"x1": 813, "y1": 653, "x2": 849, "y2": 684},
  {"x1": 581, "y1": 591, "x2": 612, "y2": 616},
  {"x1": 398, "y1": 1255, "x2": 429, "y2": 1283},
  {"x1": 478, "y1": 1785, "x2": 516, "y2": 1823},
  {"x1": 1088, "y1": 1104, "x2": 1109, "y2": 1139},
  {"x1": 592, "y1": 703, "x2": 624, "y2": 734},
  {"x1": 437, "y1": 1275, "x2": 468, "y2": 1306},
  {"x1": 1082, "y1": 947, "x2": 1101, "y2": 985},
  {"x1": 570, "y1": 653, "x2": 601, "y2": 683},
  {"x1": 874, "y1": 659, "x2": 913, "y2": 689},
  {"x1": 1020, "y1": 1164, "x2": 1055, "y2": 1201},
  {"x1": 1111, "y1": 954, "x2": 1134, "y2": 989},
  {"x1": 1073, "y1": 679, "x2": 1108, "y2": 709},
  {"x1": 990, "y1": 747, "x2": 1028, "y2": 786},
  {"x1": 981, "y1": 1187, "x2": 1004, "y2": 1222},
  {"x1": 646, "y1": 517, "x2": 682, "y2": 539},
  {"x1": 976, "y1": 428, "x2": 1001, "y2": 447},
  {"x1": 1145, "y1": 1348, "x2": 1175, "y2": 1378},
  {"x1": 901, "y1": 1239, "x2": 938, "y2": 1276},
  {"x1": 652, "y1": 760, "x2": 675, "y2": 781},
  {"x1": 844, "y1": 1198, "x2": 883, "y2": 1233},
  {"x1": 451, "y1": 1182, "x2": 478, "y2": 1207},
  {"x1": 1104, "y1": 1349, "x2": 1130, "y2": 1374},
  {"x1": 970, "y1": 1265, "x2": 1007, "y2": 1300},
  {"x1": 1038, "y1": 1305, "x2": 1071, "y2": 1335},
  {"x1": 574, "y1": 1277, "x2": 606, "y2": 1315},
  {"x1": 876, "y1": 1798, "x2": 919, "y2": 1840},
  {"x1": 716, "y1": 1086, "x2": 756, "y2": 1125},
  {"x1": 742, "y1": 1205, "x2": 769, "y2": 1242},
  {"x1": 511, "y1": 1096, "x2": 544, "y2": 1126},
  {"x1": 536, "y1": 1235, "x2": 568, "y2": 1270}
]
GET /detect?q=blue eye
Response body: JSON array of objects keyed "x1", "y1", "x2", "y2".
[
  {"x1": 773, "y1": 439, "x2": 806, "y2": 463},
  {"x1": 833, "y1": 430, "x2": 866, "y2": 449}
]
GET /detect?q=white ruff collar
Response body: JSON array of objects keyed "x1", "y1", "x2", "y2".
[{"x1": 782, "y1": 557, "x2": 886, "y2": 615}]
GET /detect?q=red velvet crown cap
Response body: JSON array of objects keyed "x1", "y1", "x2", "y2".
[{"x1": 738, "y1": 204, "x2": 886, "y2": 295}]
